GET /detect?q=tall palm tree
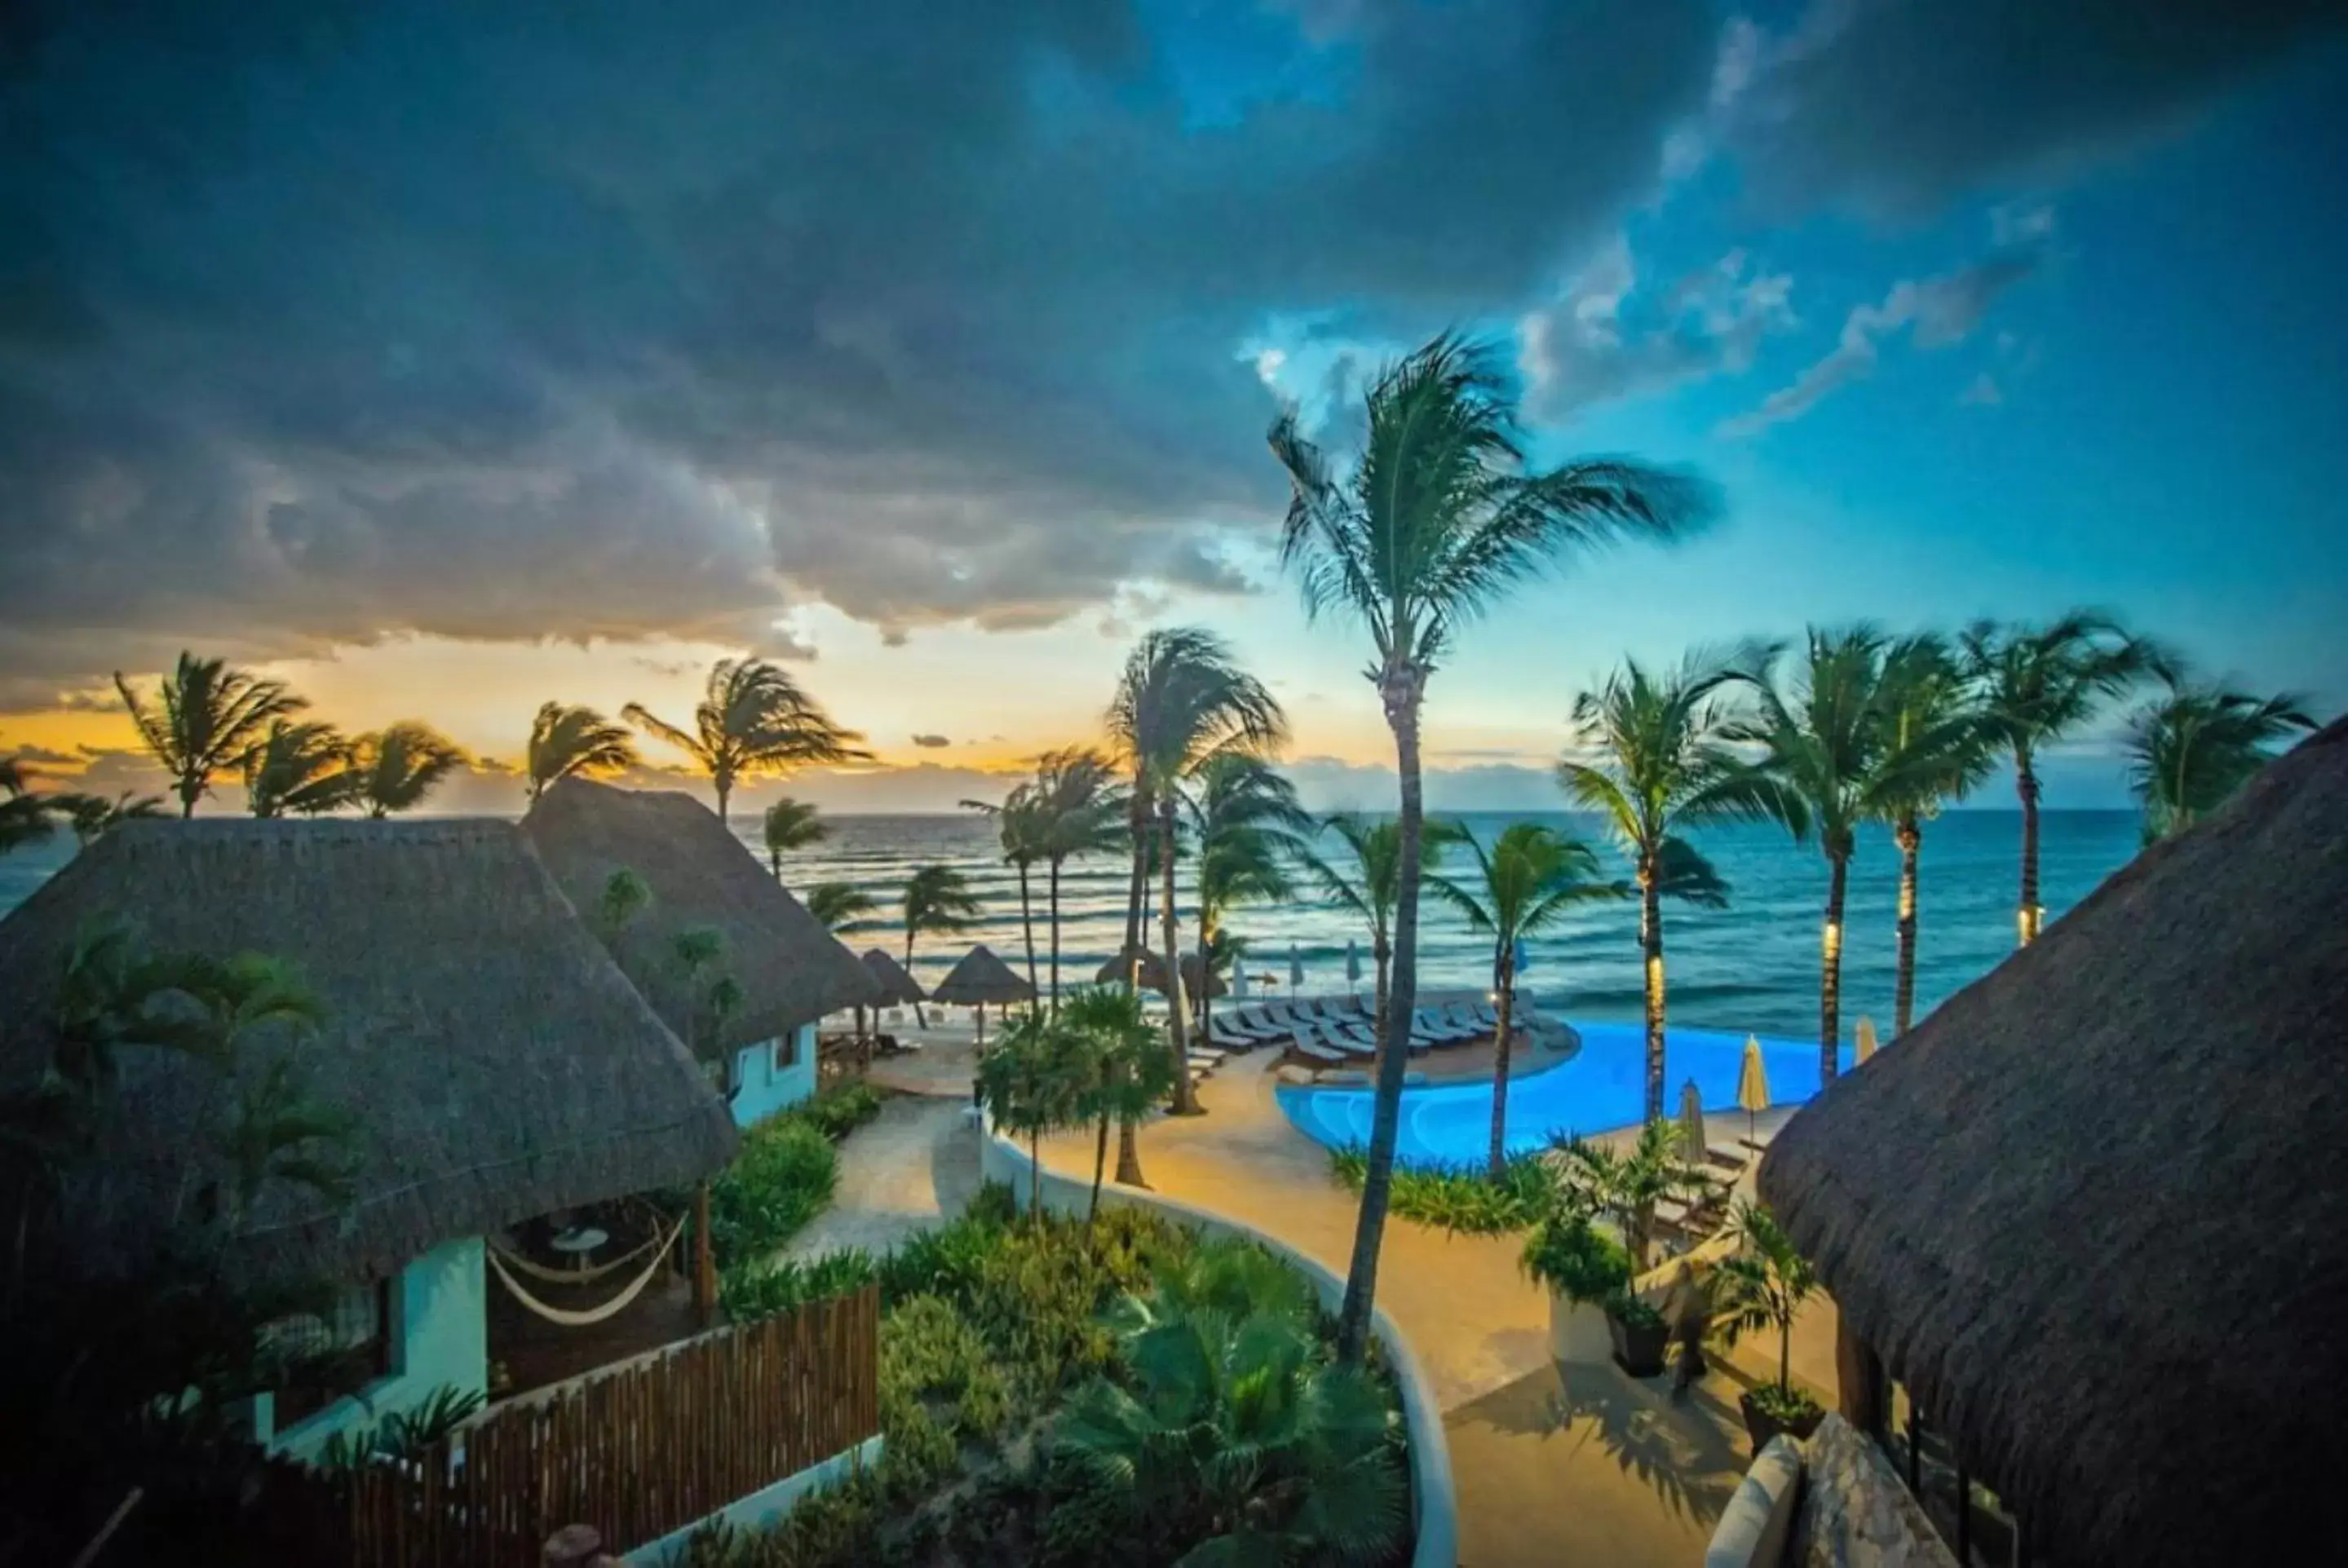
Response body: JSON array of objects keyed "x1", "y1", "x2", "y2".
[
  {"x1": 1960, "y1": 613, "x2": 2156, "y2": 945},
  {"x1": 761, "y1": 797, "x2": 829, "y2": 876},
  {"x1": 114, "y1": 651, "x2": 307, "y2": 817},
  {"x1": 1185, "y1": 753, "x2": 1311, "y2": 1051},
  {"x1": 900, "y1": 864, "x2": 980, "y2": 1028},
  {"x1": 1431, "y1": 823, "x2": 1625, "y2": 1176},
  {"x1": 348, "y1": 722, "x2": 467, "y2": 818},
  {"x1": 1290, "y1": 814, "x2": 1460, "y2": 1069},
  {"x1": 2125, "y1": 664, "x2": 2315, "y2": 843},
  {"x1": 525, "y1": 701, "x2": 639, "y2": 801},
  {"x1": 1059, "y1": 985, "x2": 1177, "y2": 1219},
  {"x1": 1559, "y1": 649, "x2": 1780, "y2": 1120},
  {"x1": 241, "y1": 721, "x2": 359, "y2": 818},
  {"x1": 1105, "y1": 628, "x2": 1285, "y2": 1118},
  {"x1": 962, "y1": 784, "x2": 1048, "y2": 996},
  {"x1": 1871, "y1": 636, "x2": 1997, "y2": 1036},
  {"x1": 1734, "y1": 628, "x2": 1899, "y2": 1087},
  {"x1": 1271, "y1": 330, "x2": 1716, "y2": 1362},
  {"x1": 1028, "y1": 747, "x2": 1126, "y2": 1014},
  {"x1": 804, "y1": 881, "x2": 877, "y2": 933},
  {"x1": 623, "y1": 657, "x2": 868, "y2": 826}
]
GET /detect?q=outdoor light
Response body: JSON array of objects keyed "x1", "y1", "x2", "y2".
[{"x1": 1823, "y1": 920, "x2": 1842, "y2": 964}]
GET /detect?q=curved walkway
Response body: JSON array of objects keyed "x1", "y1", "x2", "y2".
[
  {"x1": 1025, "y1": 1049, "x2": 1837, "y2": 1568},
  {"x1": 783, "y1": 1092, "x2": 982, "y2": 1261}
]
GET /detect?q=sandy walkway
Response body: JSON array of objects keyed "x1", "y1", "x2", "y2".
[{"x1": 783, "y1": 1092, "x2": 983, "y2": 1261}]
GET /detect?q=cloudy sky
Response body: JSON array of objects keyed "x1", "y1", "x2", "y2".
[{"x1": 3, "y1": 0, "x2": 2343, "y2": 813}]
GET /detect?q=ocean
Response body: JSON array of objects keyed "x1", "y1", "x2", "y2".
[{"x1": 0, "y1": 809, "x2": 2138, "y2": 1045}]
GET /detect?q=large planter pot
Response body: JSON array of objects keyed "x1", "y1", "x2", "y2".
[
  {"x1": 1740, "y1": 1389, "x2": 1828, "y2": 1453},
  {"x1": 1546, "y1": 1289, "x2": 1614, "y2": 1368},
  {"x1": 1606, "y1": 1304, "x2": 1670, "y2": 1378}
]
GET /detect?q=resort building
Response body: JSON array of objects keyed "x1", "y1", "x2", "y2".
[
  {"x1": 0, "y1": 818, "x2": 739, "y2": 1462},
  {"x1": 1758, "y1": 718, "x2": 2346, "y2": 1566},
  {"x1": 522, "y1": 778, "x2": 881, "y2": 1125}
]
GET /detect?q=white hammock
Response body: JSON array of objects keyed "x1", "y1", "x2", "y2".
[
  {"x1": 489, "y1": 1215, "x2": 674, "y2": 1286},
  {"x1": 485, "y1": 1214, "x2": 686, "y2": 1327}
]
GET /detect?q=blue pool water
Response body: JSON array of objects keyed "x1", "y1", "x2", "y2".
[{"x1": 1274, "y1": 1023, "x2": 1849, "y2": 1165}]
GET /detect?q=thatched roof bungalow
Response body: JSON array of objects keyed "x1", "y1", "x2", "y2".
[
  {"x1": 1758, "y1": 718, "x2": 2348, "y2": 1568},
  {"x1": 931, "y1": 943, "x2": 1034, "y2": 1009},
  {"x1": 860, "y1": 947, "x2": 927, "y2": 1007},
  {"x1": 0, "y1": 818, "x2": 735, "y2": 1288},
  {"x1": 523, "y1": 780, "x2": 880, "y2": 1123}
]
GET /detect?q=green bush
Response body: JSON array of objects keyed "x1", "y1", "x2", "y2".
[
  {"x1": 1519, "y1": 1212, "x2": 1632, "y2": 1305},
  {"x1": 1329, "y1": 1144, "x2": 1552, "y2": 1235},
  {"x1": 786, "y1": 1080, "x2": 887, "y2": 1142},
  {"x1": 721, "y1": 1248, "x2": 878, "y2": 1323},
  {"x1": 708, "y1": 1118, "x2": 838, "y2": 1269}
]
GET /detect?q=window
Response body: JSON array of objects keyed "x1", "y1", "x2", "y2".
[
  {"x1": 263, "y1": 1277, "x2": 394, "y2": 1427},
  {"x1": 774, "y1": 1030, "x2": 799, "y2": 1071}
]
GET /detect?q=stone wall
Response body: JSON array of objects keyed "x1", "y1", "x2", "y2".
[{"x1": 1797, "y1": 1415, "x2": 1957, "y2": 1568}]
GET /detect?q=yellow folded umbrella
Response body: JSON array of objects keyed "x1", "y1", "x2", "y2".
[
  {"x1": 1855, "y1": 1015, "x2": 1879, "y2": 1065},
  {"x1": 1736, "y1": 1035, "x2": 1771, "y2": 1145}
]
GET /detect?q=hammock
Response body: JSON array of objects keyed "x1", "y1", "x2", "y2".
[
  {"x1": 489, "y1": 1208, "x2": 675, "y2": 1286},
  {"x1": 485, "y1": 1213, "x2": 686, "y2": 1327}
]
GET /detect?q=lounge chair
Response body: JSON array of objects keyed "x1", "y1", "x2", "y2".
[
  {"x1": 1292, "y1": 1040, "x2": 1346, "y2": 1065},
  {"x1": 1302, "y1": 1020, "x2": 1376, "y2": 1060},
  {"x1": 1444, "y1": 1002, "x2": 1490, "y2": 1036},
  {"x1": 1205, "y1": 1018, "x2": 1258, "y2": 1051},
  {"x1": 1187, "y1": 1047, "x2": 1225, "y2": 1067},
  {"x1": 1217, "y1": 1007, "x2": 1284, "y2": 1043}
]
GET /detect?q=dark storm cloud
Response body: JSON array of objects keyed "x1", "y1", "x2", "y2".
[
  {"x1": 0, "y1": 0, "x2": 1716, "y2": 696},
  {"x1": 1730, "y1": 0, "x2": 2346, "y2": 212}
]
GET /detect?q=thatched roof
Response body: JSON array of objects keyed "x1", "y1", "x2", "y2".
[
  {"x1": 1759, "y1": 718, "x2": 2348, "y2": 1568},
  {"x1": 0, "y1": 818, "x2": 736, "y2": 1286},
  {"x1": 1094, "y1": 944, "x2": 1226, "y2": 1001},
  {"x1": 523, "y1": 780, "x2": 880, "y2": 1056},
  {"x1": 859, "y1": 947, "x2": 927, "y2": 1006},
  {"x1": 930, "y1": 943, "x2": 1035, "y2": 1007}
]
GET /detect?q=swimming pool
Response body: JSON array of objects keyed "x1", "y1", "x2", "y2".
[{"x1": 1274, "y1": 1023, "x2": 1846, "y2": 1166}]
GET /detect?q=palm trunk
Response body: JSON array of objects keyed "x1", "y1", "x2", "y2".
[
  {"x1": 1894, "y1": 817, "x2": 1921, "y2": 1036},
  {"x1": 905, "y1": 930, "x2": 929, "y2": 1028},
  {"x1": 1121, "y1": 793, "x2": 1150, "y2": 988},
  {"x1": 1195, "y1": 917, "x2": 1216, "y2": 1055},
  {"x1": 1372, "y1": 934, "x2": 1391, "y2": 1073},
  {"x1": 2016, "y1": 755, "x2": 2042, "y2": 946},
  {"x1": 1116, "y1": 1113, "x2": 1146, "y2": 1187},
  {"x1": 1640, "y1": 866, "x2": 1665, "y2": 1122},
  {"x1": 1338, "y1": 666, "x2": 1424, "y2": 1367},
  {"x1": 1160, "y1": 797, "x2": 1197, "y2": 1115},
  {"x1": 1487, "y1": 950, "x2": 1515, "y2": 1178},
  {"x1": 1016, "y1": 859, "x2": 1039, "y2": 1004},
  {"x1": 1820, "y1": 853, "x2": 1848, "y2": 1084},
  {"x1": 1048, "y1": 857, "x2": 1063, "y2": 1016},
  {"x1": 715, "y1": 779, "x2": 730, "y2": 828},
  {"x1": 1029, "y1": 1125, "x2": 1044, "y2": 1227},
  {"x1": 1090, "y1": 1111, "x2": 1110, "y2": 1225},
  {"x1": 179, "y1": 775, "x2": 199, "y2": 819}
]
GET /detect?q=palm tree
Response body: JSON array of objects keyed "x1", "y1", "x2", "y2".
[
  {"x1": 1185, "y1": 754, "x2": 1310, "y2": 1049},
  {"x1": 962, "y1": 784, "x2": 1048, "y2": 996},
  {"x1": 1961, "y1": 613, "x2": 2156, "y2": 945},
  {"x1": 56, "y1": 790, "x2": 168, "y2": 845},
  {"x1": 760, "y1": 797, "x2": 829, "y2": 876},
  {"x1": 241, "y1": 721, "x2": 359, "y2": 818},
  {"x1": 348, "y1": 722, "x2": 466, "y2": 818},
  {"x1": 1270, "y1": 330, "x2": 1716, "y2": 1363},
  {"x1": 623, "y1": 658, "x2": 868, "y2": 826},
  {"x1": 900, "y1": 864, "x2": 980, "y2": 1027},
  {"x1": 2125, "y1": 664, "x2": 2315, "y2": 843},
  {"x1": 1871, "y1": 636, "x2": 1997, "y2": 1036},
  {"x1": 1432, "y1": 823, "x2": 1626, "y2": 1176},
  {"x1": 1028, "y1": 747, "x2": 1127, "y2": 1013},
  {"x1": 1, "y1": 759, "x2": 59, "y2": 855},
  {"x1": 1290, "y1": 813, "x2": 1461, "y2": 1068},
  {"x1": 1104, "y1": 628, "x2": 1286, "y2": 1118},
  {"x1": 1712, "y1": 1202, "x2": 1822, "y2": 1414},
  {"x1": 804, "y1": 881, "x2": 877, "y2": 933},
  {"x1": 525, "y1": 701, "x2": 639, "y2": 801},
  {"x1": 1060, "y1": 987, "x2": 1179, "y2": 1218},
  {"x1": 113, "y1": 651, "x2": 307, "y2": 817},
  {"x1": 1735, "y1": 628, "x2": 1902, "y2": 1086},
  {"x1": 1559, "y1": 649, "x2": 1781, "y2": 1120},
  {"x1": 975, "y1": 1009, "x2": 1087, "y2": 1224},
  {"x1": 1553, "y1": 1118, "x2": 1708, "y2": 1275}
]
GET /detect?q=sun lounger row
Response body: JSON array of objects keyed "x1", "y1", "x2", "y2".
[{"x1": 1202, "y1": 996, "x2": 1510, "y2": 1056}]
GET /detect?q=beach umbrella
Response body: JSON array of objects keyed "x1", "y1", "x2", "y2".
[
  {"x1": 1289, "y1": 942, "x2": 1303, "y2": 992},
  {"x1": 931, "y1": 943, "x2": 1035, "y2": 1053},
  {"x1": 1346, "y1": 939, "x2": 1361, "y2": 991},
  {"x1": 1678, "y1": 1079, "x2": 1708, "y2": 1166},
  {"x1": 1232, "y1": 963, "x2": 1249, "y2": 999},
  {"x1": 1512, "y1": 937, "x2": 1531, "y2": 975},
  {"x1": 1736, "y1": 1034, "x2": 1772, "y2": 1146},
  {"x1": 1855, "y1": 1015, "x2": 1879, "y2": 1065}
]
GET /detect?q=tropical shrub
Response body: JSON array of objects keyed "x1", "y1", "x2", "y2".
[
  {"x1": 708, "y1": 1118, "x2": 838, "y2": 1268},
  {"x1": 1712, "y1": 1201, "x2": 1823, "y2": 1412},
  {"x1": 312, "y1": 1384, "x2": 486, "y2": 1469},
  {"x1": 1329, "y1": 1143, "x2": 1552, "y2": 1235},
  {"x1": 720, "y1": 1249, "x2": 878, "y2": 1323},
  {"x1": 788, "y1": 1079, "x2": 886, "y2": 1142},
  {"x1": 1519, "y1": 1212, "x2": 1632, "y2": 1305}
]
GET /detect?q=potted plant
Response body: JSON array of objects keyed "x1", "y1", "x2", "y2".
[
  {"x1": 1603, "y1": 1289, "x2": 1671, "y2": 1376},
  {"x1": 1713, "y1": 1200, "x2": 1828, "y2": 1450},
  {"x1": 1520, "y1": 1209, "x2": 1631, "y2": 1366}
]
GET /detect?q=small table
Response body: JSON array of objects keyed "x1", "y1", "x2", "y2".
[{"x1": 549, "y1": 1225, "x2": 608, "y2": 1273}]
